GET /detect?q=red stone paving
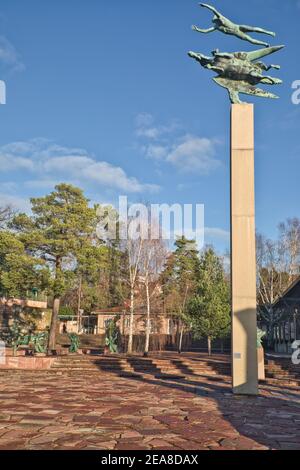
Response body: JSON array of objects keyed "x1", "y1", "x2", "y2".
[{"x1": 0, "y1": 355, "x2": 300, "y2": 450}]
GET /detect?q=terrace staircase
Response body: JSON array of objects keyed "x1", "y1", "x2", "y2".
[
  {"x1": 264, "y1": 356, "x2": 300, "y2": 388},
  {"x1": 49, "y1": 353, "x2": 300, "y2": 389},
  {"x1": 1, "y1": 351, "x2": 299, "y2": 390},
  {"x1": 49, "y1": 353, "x2": 232, "y2": 380}
]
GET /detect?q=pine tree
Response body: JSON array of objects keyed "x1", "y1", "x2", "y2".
[
  {"x1": 187, "y1": 248, "x2": 230, "y2": 356},
  {"x1": 161, "y1": 237, "x2": 200, "y2": 353},
  {"x1": 0, "y1": 231, "x2": 49, "y2": 298},
  {"x1": 11, "y1": 184, "x2": 97, "y2": 351}
]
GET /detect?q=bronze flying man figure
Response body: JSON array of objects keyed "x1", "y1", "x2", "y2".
[{"x1": 192, "y1": 3, "x2": 276, "y2": 48}]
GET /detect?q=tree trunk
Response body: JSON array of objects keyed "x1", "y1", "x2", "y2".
[
  {"x1": 48, "y1": 296, "x2": 60, "y2": 352},
  {"x1": 77, "y1": 275, "x2": 82, "y2": 334},
  {"x1": 207, "y1": 336, "x2": 212, "y2": 356},
  {"x1": 127, "y1": 288, "x2": 134, "y2": 354},
  {"x1": 178, "y1": 286, "x2": 189, "y2": 355},
  {"x1": 144, "y1": 280, "x2": 151, "y2": 357},
  {"x1": 220, "y1": 339, "x2": 224, "y2": 354},
  {"x1": 48, "y1": 256, "x2": 62, "y2": 353},
  {"x1": 178, "y1": 322, "x2": 184, "y2": 354}
]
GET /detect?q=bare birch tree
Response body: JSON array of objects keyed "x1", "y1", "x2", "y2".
[
  {"x1": 278, "y1": 218, "x2": 300, "y2": 282},
  {"x1": 139, "y1": 234, "x2": 167, "y2": 356},
  {"x1": 120, "y1": 209, "x2": 149, "y2": 355},
  {"x1": 256, "y1": 233, "x2": 290, "y2": 347},
  {"x1": 257, "y1": 219, "x2": 300, "y2": 347}
]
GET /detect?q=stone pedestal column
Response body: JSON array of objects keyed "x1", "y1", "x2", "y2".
[{"x1": 231, "y1": 103, "x2": 258, "y2": 396}]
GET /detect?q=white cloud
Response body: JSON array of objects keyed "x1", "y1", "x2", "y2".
[
  {"x1": 166, "y1": 135, "x2": 220, "y2": 174},
  {"x1": 135, "y1": 112, "x2": 154, "y2": 128},
  {"x1": 135, "y1": 113, "x2": 159, "y2": 139},
  {"x1": 43, "y1": 155, "x2": 93, "y2": 173},
  {"x1": 143, "y1": 144, "x2": 168, "y2": 160},
  {"x1": 0, "y1": 182, "x2": 18, "y2": 192},
  {"x1": 0, "y1": 153, "x2": 34, "y2": 171},
  {"x1": 23, "y1": 179, "x2": 65, "y2": 190},
  {"x1": 205, "y1": 227, "x2": 230, "y2": 241},
  {"x1": 0, "y1": 36, "x2": 24, "y2": 72},
  {"x1": 136, "y1": 127, "x2": 162, "y2": 139},
  {"x1": 136, "y1": 114, "x2": 220, "y2": 175},
  {"x1": 0, "y1": 193, "x2": 30, "y2": 213},
  {"x1": 81, "y1": 161, "x2": 159, "y2": 193},
  {"x1": 0, "y1": 139, "x2": 160, "y2": 194},
  {"x1": 135, "y1": 112, "x2": 180, "y2": 140},
  {"x1": 194, "y1": 226, "x2": 230, "y2": 251}
]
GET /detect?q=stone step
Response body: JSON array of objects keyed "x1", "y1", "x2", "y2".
[
  {"x1": 53, "y1": 360, "x2": 226, "y2": 367},
  {"x1": 265, "y1": 374, "x2": 300, "y2": 383},
  {"x1": 55, "y1": 357, "x2": 227, "y2": 364},
  {"x1": 154, "y1": 373, "x2": 186, "y2": 380},
  {"x1": 53, "y1": 359, "x2": 230, "y2": 370},
  {"x1": 43, "y1": 368, "x2": 191, "y2": 379},
  {"x1": 266, "y1": 365, "x2": 299, "y2": 371},
  {"x1": 266, "y1": 368, "x2": 300, "y2": 375},
  {"x1": 264, "y1": 379, "x2": 300, "y2": 387},
  {"x1": 50, "y1": 360, "x2": 227, "y2": 374},
  {"x1": 266, "y1": 367, "x2": 299, "y2": 374},
  {"x1": 266, "y1": 370, "x2": 293, "y2": 376},
  {"x1": 50, "y1": 364, "x2": 220, "y2": 375},
  {"x1": 266, "y1": 375, "x2": 300, "y2": 382},
  {"x1": 52, "y1": 362, "x2": 226, "y2": 371},
  {"x1": 56, "y1": 359, "x2": 229, "y2": 368},
  {"x1": 49, "y1": 355, "x2": 298, "y2": 386}
]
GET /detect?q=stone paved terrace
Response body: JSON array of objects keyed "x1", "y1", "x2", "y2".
[{"x1": 0, "y1": 353, "x2": 300, "y2": 450}]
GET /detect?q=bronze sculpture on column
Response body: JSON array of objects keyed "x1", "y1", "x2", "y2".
[{"x1": 188, "y1": 3, "x2": 285, "y2": 395}]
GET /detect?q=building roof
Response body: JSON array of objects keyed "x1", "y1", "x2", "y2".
[{"x1": 273, "y1": 275, "x2": 300, "y2": 308}]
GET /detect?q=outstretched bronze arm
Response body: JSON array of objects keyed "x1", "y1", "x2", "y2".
[
  {"x1": 200, "y1": 3, "x2": 222, "y2": 18},
  {"x1": 192, "y1": 25, "x2": 216, "y2": 34}
]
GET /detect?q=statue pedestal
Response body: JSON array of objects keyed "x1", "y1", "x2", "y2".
[{"x1": 231, "y1": 104, "x2": 258, "y2": 395}]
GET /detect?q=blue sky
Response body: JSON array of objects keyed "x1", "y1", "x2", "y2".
[{"x1": 0, "y1": 0, "x2": 299, "y2": 253}]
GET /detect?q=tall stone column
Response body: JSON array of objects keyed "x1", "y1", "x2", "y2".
[{"x1": 231, "y1": 103, "x2": 258, "y2": 395}]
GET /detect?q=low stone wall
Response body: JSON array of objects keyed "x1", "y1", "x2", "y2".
[{"x1": 0, "y1": 356, "x2": 56, "y2": 370}]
